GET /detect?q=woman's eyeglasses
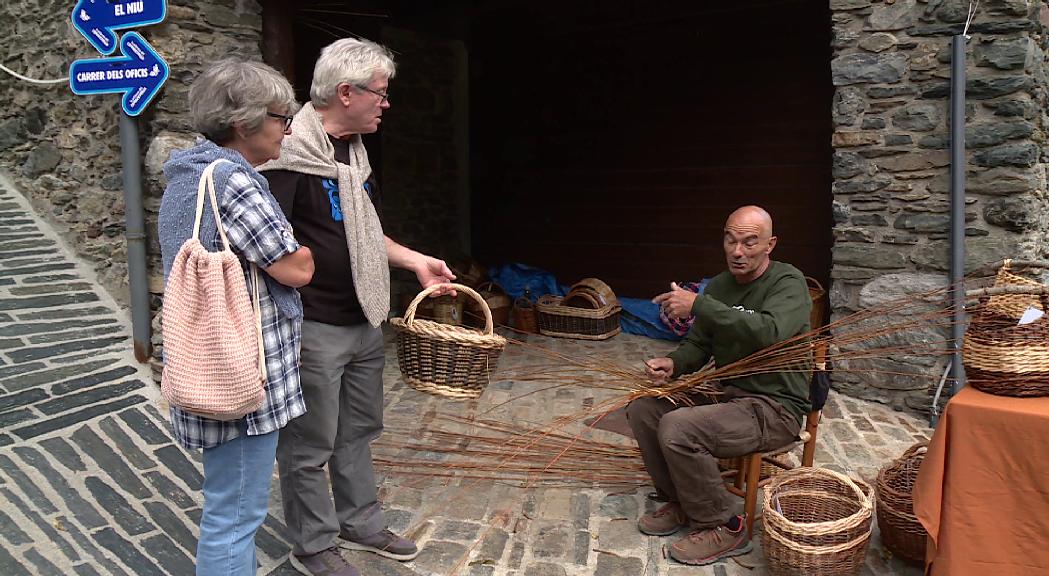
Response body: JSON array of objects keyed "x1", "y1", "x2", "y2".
[{"x1": 266, "y1": 112, "x2": 294, "y2": 131}]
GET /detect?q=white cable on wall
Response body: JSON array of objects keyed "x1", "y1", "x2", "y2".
[{"x1": 0, "y1": 63, "x2": 68, "y2": 85}]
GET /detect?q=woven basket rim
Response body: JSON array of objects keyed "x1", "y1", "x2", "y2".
[{"x1": 763, "y1": 468, "x2": 874, "y2": 533}]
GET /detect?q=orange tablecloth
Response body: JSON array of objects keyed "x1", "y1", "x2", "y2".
[{"x1": 913, "y1": 386, "x2": 1049, "y2": 575}]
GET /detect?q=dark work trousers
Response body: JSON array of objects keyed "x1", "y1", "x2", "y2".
[{"x1": 626, "y1": 387, "x2": 800, "y2": 530}]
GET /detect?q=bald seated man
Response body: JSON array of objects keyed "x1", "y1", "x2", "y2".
[{"x1": 628, "y1": 205, "x2": 812, "y2": 566}]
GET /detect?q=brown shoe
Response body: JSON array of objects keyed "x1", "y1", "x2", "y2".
[
  {"x1": 669, "y1": 523, "x2": 752, "y2": 565},
  {"x1": 637, "y1": 502, "x2": 687, "y2": 536}
]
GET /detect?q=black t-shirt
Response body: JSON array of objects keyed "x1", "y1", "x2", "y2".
[{"x1": 263, "y1": 135, "x2": 383, "y2": 326}]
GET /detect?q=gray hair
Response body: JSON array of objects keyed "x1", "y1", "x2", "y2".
[
  {"x1": 310, "y1": 38, "x2": 396, "y2": 106},
  {"x1": 188, "y1": 58, "x2": 299, "y2": 144}
]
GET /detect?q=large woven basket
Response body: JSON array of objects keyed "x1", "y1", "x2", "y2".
[
  {"x1": 876, "y1": 442, "x2": 928, "y2": 564},
  {"x1": 536, "y1": 294, "x2": 621, "y2": 340},
  {"x1": 963, "y1": 262, "x2": 1049, "y2": 397},
  {"x1": 391, "y1": 283, "x2": 507, "y2": 399},
  {"x1": 762, "y1": 468, "x2": 875, "y2": 576}
]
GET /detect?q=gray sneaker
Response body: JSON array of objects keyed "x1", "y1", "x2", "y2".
[
  {"x1": 339, "y1": 529, "x2": 420, "y2": 561},
  {"x1": 289, "y1": 547, "x2": 360, "y2": 576}
]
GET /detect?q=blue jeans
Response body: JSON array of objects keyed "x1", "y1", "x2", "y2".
[{"x1": 196, "y1": 421, "x2": 279, "y2": 576}]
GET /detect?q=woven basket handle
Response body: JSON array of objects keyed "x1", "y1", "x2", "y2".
[
  {"x1": 901, "y1": 441, "x2": 928, "y2": 460},
  {"x1": 404, "y1": 283, "x2": 494, "y2": 334}
]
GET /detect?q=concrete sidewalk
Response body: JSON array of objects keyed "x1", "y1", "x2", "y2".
[{"x1": 0, "y1": 171, "x2": 927, "y2": 575}]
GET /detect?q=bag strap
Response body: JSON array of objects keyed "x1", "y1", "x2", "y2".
[
  {"x1": 192, "y1": 159, "x2": 233, "y2": 250},
  {"x1": 195, "y1": 159, "x2": 269, "y2": 385}
]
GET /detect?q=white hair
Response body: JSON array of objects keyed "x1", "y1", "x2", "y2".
[
  {"x1": 189, "y1": 58, "x2": 299, "y2": 144},
  {"x1": 310, "y1": 38, "x2": 396, "y2": 106}
]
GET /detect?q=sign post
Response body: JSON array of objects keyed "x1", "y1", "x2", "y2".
[{"x1": 69, "y1": 1, "x2": 168, "y2": 362}]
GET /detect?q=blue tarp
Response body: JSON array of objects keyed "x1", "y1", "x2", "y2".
[{"x1": 487, "y1": 263, "x2": 702, "y2": 341}]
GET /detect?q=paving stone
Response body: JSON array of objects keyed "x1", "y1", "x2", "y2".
[
  {"x1": 2, "y1": 256, "x2": 62, "y2": 268},
  {"x1": 0, "y1": 278, "x2": 13, "y2": 286},
  {"x1": 435, "y1": 519, "x2": 483, "y2": 540},
  {"x1": 532, "y1": 522, "x2": 570, "y2": 559},
  {"x1": 93, "y1": 527, "x2": 160, "y2": 575},
  {"x1": 571, "y1": 493, "x2": 590, "y2": 530},
  {"x1": 255, "y1": 522, "x2": 291, "y2": 561},
  {"x1": 98, "y1": 415, "x2": 157, "y2": 470},
  {"x1": 411, "y1": 539, "x2": 470, "y2": 575},
  {"x1": 264, "y1": 513, "x2": 291, "y2": 541},
  {"x1": 508, "y1": 541, "x2": 525, "y2": 569},
  {"x1": 0, "y1": 263, "x2": 75, "y2": 279},
  {"x1": 119, "y1": 407, "x2": 173, "y2": 445},
  {"x1": 83, "y1": 476, "x2": 151, "y2": 535},
  {"x1": 13, "y1": 446, "x2": 106, "y2": 529},
  {"x1": 0, "y1": 337, "x2": 23, "y2": 349},
  {"x1": 469, "y1": 565, "x2": 496, "y2": 576},
  {"x1": 143, "y1": 500, "x2": 197, "y2": 552},
  {"x1": 17, "y1": 306, "x2": 114, "y2": 320},
  {"x1": 20, "y1": 273, "x2": 80, "y2": 284},
  {"x1": 0, "y1": 545, "x2": 32, "y2": 576},
  {"x1": 0, "y1": 487, "x2": 79, "y2": 562},
  {"x1": 10, "y1": 282, "x2": 93, "y2": 296},
  {"x1": 0, "y1": 453, "x2": 58, "y2": 514},
  {"x1": 0, "y1": 249, "x2": 54, "y2": 261},
  {"x1": 386, "y1": 507, "x2": 412, "y2": 533},
  {"x1": 28, "y1": 324, "x2": 124, "y2": 345},
  {"x1": 598, "y1": 518, "x2": 642, "y2": 552},
  {"x1": 0, "y1": 388, "x2": 48, "y2": 411},
  {"x1": 0, "y1": 361, "x2": 86, "y2": 388},
  {"x1": 0, "y1": 509, "x2": 31, "y2": 545},
  {"x1": 476, "y1": 526, "x2": 509, "y2": 563},
  {"x1": 58, "y1": 516, "x2": 131, "y2": 576},
  {"x1": 39, "y1": 380, "x2": 145, "y2": 417},
  {"x1": 50, "y1": 366, "x2": 140, "y2": 396},
  {"x1": 594, "y1": 553, "x2": 645, "y2": 575},
  {"x1": 6, "y1": 335, "x2": 124, "y2": 362},
  {"x1": 72, "y1": 426, "x2": 151, "y2": 498},
  {"x1": 598, "y1": 493, "x2": 639, "y2": 519},
  {"x1": 0, "y1": 312, "x2": 11, "y2": 322},
  {"x1": 23, "y1": 548, "x2": 63, "y2": 576},
  {"x1": 142, "y1": 532, "x2": 196, "y2": 575},
  {"x1": 572, "y1": 530, "x2": 590, "y2": 565},
  {"x1": 73, "y1": 564, "x2": 103, "y2": 576},
  {"x1": 1, "y1": 318, "x2": 119, "y2": 337},
  {"x1": 40, "y1": 437, "x2": 87, "y2": 472},
  {"x1": 144, "y1": 470, "x2": 197, "y2": 509},
  {"x1": 524, "y1": 562, "x2": 567, "y2": 576},
  {"x1": 155, "y1": 444, "x2": 205, "y2": 492}
]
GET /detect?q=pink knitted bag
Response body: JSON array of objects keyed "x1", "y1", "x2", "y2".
[{"x1": 161, "y1": 160, "x2": 266, "y2": 420}]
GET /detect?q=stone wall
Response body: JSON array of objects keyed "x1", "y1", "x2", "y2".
[{"x1": 829, "y1": 0, "x2": 1049, "y2": 411}]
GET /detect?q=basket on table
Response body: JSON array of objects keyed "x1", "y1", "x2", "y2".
[
  {"x1": 536, "y1": 294, "x2": 621, "y2": 340},
  {"x1": 390, "y1": 283, "x2": 507, "y2": 399},
  {"x1": 762, "y1": 467, "x2": 875, "y2": 576},
  {"x1": 876, "y1": 442, "x2": 928, "y2": 564},
  {"x1": 963, "y1": 261, "x2": 1049, "y2": 397}
]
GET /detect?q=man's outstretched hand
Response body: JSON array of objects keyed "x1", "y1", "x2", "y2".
[
  {"x1": 644, "y1": 357, "x2": 674, "y2": 385},
  {"x1": 652, "y1": 282, "x2": 697, "y2": 320}
]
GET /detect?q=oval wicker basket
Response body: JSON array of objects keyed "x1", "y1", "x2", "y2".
[
  {"x1": 762, "y1": 467, "x2": 875, "y2": 576},
  {"x1": 391, "y1": 283, "x2": 507, "y2": 399},
  {"x1": 876, "y1": 442, "x2": 928, "y2": 564},
  {"x1": 964, "y1": 262, "x2": 1049, "y2": 397},
  {"x1": 568, "y1": 278, "x2": 619, "y2": 308}
]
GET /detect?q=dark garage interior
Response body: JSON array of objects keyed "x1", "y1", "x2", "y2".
[{"x1": 263, "y1": 0, "x2": 834, "y2": 300}]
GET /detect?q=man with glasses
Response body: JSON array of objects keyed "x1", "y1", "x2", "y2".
[
  {"x1": 261, "y1": 38, "x2": 454, "y2": 576},
  {"x1": 628, "y1": 205, "x2": 812, "y2": 566}
]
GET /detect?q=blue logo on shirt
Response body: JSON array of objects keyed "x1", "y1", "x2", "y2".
[{"x1": 322, "y1": 178, "x2": 342, "y2": 222}]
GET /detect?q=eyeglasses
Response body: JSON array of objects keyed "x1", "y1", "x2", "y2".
[
  {"x1": 266, "y1": 111, "x2": 294, "y2": 131},
  {"x1": 355, "y1": 85, "x2": 389, "y2": 104}
]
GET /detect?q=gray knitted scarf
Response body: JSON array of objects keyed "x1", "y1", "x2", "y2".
[
  {"x1": 259, "y1": 102, "x2": 390, "y2": 326},
  {"x1": 159, "y1": 139, "x2": 303, "y2": 322}
]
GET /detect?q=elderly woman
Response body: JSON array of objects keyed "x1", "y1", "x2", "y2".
[{"x1": 158, "y1": 58, "x2": 314, "y2": 575}]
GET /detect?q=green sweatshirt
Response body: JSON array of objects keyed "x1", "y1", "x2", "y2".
[{"x1": 667, "y1": 261, "x2": 812, "y2": 423}]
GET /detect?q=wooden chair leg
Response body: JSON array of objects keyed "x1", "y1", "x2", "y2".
[
  {"x1": 744, "y1": 453, "x2": 762, "y2": 539},
  {"x1": 733, "y1": 457, "x2": 746, "y2": 491}
]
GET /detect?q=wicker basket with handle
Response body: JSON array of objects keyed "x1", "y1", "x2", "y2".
[
  {"x1": 391, "y1": 283, "x2": 507, "y2": 399},
  {"x1": 761, "y1": 467, "x2": 875, "y2": 576},
  {"x1": 876, "y1": 442, "x2": 928, "y2": 564},
  {"x1": 536, "y1": 294, "x2": 621, "y2": 340}
]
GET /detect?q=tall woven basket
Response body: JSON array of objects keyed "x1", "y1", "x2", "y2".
[
  {"x1": 963, "y1": 261, "x2": 1049, "y2": 397},
  {"x1": 391, "y1": 283, "x2": 507, "y2": 399},
  {"x1": 762, "y1": 468, "x2": 875, "y2": 576},
  {"x1": 876, "y1": 442, "x2": 928, "y2": 564}
]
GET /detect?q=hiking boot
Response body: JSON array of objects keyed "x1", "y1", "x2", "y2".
[
  {"x1": 637, "y1": 502, "x2": 688, "y2": 536},
  {"x1": 289, "y1": 547, "x2": 360, "y2": 576},
  {"x1": 339, "y1": 529, "x2": 420, "y2": 561},
  {"x1": 669, "y1": 521, "x2": 752, "y2": 565}
]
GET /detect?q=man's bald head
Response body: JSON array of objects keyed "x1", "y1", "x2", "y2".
[{"x1": 723, "y1": 205, "x2": 777, "y2": 283}]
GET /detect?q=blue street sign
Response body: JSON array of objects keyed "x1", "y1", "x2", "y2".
[
  {"x1": 70, "y1": 32, "x2": 169, "y2": 117},
  {"x1": 71, "y1": 0, "x2": 166, "y2": 55}
]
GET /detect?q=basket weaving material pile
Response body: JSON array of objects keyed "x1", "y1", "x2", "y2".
[
  {"x1": 762, "y1": 468, "x2": 875, "y2": 576},
  {"x1": 876, "y1": 442, "x2": 928, "y2": 564},
  {"x1": 963, "y1": 261, "x2": 1049, "y2": 397},
  {"x1": 391, "y1": 283, "x2": 507, "y2": 399}
]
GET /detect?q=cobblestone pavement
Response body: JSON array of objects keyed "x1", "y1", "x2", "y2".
[{"x1": 1, "y1": 172, "x2": 928, "y2": 575}]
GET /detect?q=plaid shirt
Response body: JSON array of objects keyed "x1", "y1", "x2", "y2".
[{"x1": 170, "y1": 170, "x2": 306, "y2": 450}]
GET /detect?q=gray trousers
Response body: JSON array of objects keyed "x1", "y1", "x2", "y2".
[
  {"x1": 626, "y1": 387, "x2": 800, "y2": 530},
  {"x1": 277, "y1": 320, "x2": 387, "y2": 556}
]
